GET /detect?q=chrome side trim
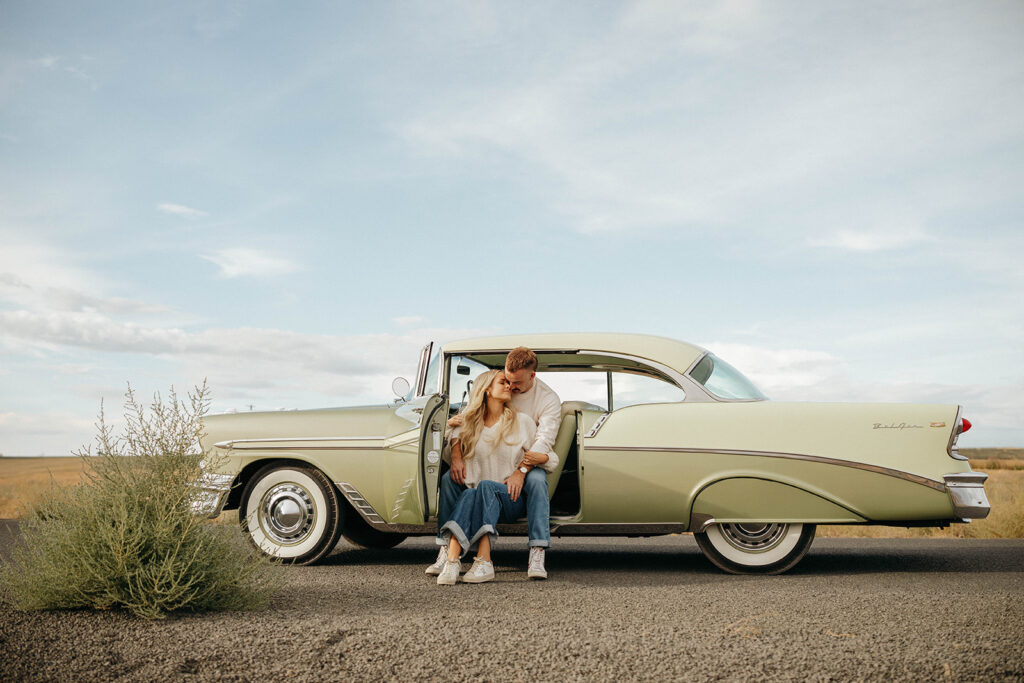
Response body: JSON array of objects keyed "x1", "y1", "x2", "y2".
[
  {"x1": 335, "y1": 482, "x2": 389, "y2": 526},
  {"x1": 586, "y1": 445, "x2": 947, "y2": 492},
  {"x1": 488, "y1": 522, "x2": 686, "y2": 536},
  {"x1": 216, "y1": 435, "x2": 387, "y2": 450},
  {"x1": 333, "y1": 483, "x2": 389, "y2": 528},
  {"x1": 943, "y1": 472, "x2": 990, "y2": 518},
  {"x1": 549, "y1": 522, "x2": 687, "y2": 536},
  {"x1": 391, "y1": 477, "x2": 416, "y2": 520},
  {"x1": 332, "y1": 482, "x2": 436, "y2": 534},
  {"x1": 584, "y1": 412, "x2": 610, "y2": 438}
]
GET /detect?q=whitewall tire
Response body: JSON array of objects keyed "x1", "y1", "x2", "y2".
[
  {"x1": 240, "y1": 464, "x2": 343, "y2": 565},
  {"x1": 695, "y1": 522, "x2": 816, "y2": 575}
]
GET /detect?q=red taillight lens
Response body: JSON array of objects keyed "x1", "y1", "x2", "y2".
[{"x1": 961, "y1": 417, "x2": 972, "y2": 434}]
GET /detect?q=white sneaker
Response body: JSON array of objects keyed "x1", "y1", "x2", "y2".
[
  {"x1": 436, "y1": 559, "x2": 461, "y2": 585},
  {"x1": 527, "y1": 547, "x2": 547, "y2": 580},
  {"x1": 425, "y1": 546, "x2": 447, "y2": 576},
  {"x1": 461, "y1": 557, "x2": 495, "y2": 584}
]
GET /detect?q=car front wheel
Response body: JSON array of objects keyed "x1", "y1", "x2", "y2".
[
  {"x1": 240, "y1": 464, "x2": 343, "y2": 565},
  {"x1": 695, "y1": 522, "x2": 816, "y2": 574}
]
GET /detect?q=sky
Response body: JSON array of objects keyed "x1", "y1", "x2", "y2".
[{"x1": 1, "y1": 0, "x2": 1022, "y2": 454}]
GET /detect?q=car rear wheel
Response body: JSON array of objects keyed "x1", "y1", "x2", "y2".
[
  {"x1": 240, "y1": 463, "x2": 343, "y2": 565},
  {"x1": 695, "y1": 522, "x2": 816, "y2": 574}
]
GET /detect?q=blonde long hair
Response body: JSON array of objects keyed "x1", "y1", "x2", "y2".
[{"x1": 457, "y1": 369, "x2": 519, "y2": 461}]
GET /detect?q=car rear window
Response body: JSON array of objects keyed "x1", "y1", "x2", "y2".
[{"x1": 689, "y1": 354, "x2": 767, "y2": 401}]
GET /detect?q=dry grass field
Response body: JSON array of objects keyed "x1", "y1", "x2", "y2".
[
  {"x1": 0, "y1": 457, "x2": 88, "y2": 518},
  {"x1": 1, "y1": 449, "x2": 1021, "y2": 537}
]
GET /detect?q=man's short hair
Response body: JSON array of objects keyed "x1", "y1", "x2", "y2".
[{"x1": 505, "y1": 347, "x2": 538, "y2": 373}]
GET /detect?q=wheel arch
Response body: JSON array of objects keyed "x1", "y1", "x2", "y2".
[
  {"x1": 687, "y1": 475, "x2": 867, "y2": 529},
  {"x1": 225, "y1": 456, "x2": 332, "y2": 511}
]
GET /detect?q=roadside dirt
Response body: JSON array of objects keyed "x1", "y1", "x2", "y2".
[{"x1": 2, "y1": 528, "x2": 1022, "y2": 681}]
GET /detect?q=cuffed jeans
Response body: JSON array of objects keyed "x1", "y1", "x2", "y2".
[
  {"x1": 436, "y1": 468, "x2": 551, "y2": 548},
  {"x1": 440, "y1": 481, "x2": 524, "y2": 556}
]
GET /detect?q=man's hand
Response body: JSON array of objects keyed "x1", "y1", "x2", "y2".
[
  {"x1": 504, "y1": 469, "x2": 525, "y2": 502},
  {"x1": 521, "y1": 450, "x2": 549, "y2": 468},
  {"x1": 450, "y1": 455, "x2": 467, "y2": 485},
  {"x1": 447, "y1": 414, "x2": 465, "y2": 429}
]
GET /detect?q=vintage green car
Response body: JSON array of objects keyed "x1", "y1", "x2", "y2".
[{"x1": 193, "y1": 333, "x2": 989, "y2": 574}]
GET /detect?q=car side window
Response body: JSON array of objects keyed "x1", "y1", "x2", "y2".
[
  {"x1": 536, "y1": 371, "x2": 609, "y2": 410},
  {"x1": 612, "y1": 373, "x2": 685, "y2": 409}
]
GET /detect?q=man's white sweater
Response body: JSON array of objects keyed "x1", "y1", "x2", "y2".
[{"x1": 510, "y1": 377, "x2": 562, "y2": 472}]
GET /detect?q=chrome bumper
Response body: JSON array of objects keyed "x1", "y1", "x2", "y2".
[
  {"x1": 189, "y1": 473, "x2": 235, "y2": 519},
  {"x1": 944, "y1": 472, "x2": 990, "y2": 519}
]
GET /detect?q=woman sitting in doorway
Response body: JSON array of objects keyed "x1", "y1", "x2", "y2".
[{"x1": 436, "y1": 368, "x2": 536, "y2": 585}]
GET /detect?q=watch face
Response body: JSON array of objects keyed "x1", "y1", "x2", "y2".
[{"x1": 519, "y1": 466, "x2": 528, "y2": 473}]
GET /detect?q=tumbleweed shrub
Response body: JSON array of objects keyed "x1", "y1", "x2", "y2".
[{"x1": 0, "y1": 383, "x2": 283, "y2": 619}]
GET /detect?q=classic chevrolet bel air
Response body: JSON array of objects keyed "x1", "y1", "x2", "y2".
[{"x1": 193, "y1": 333, "x2": 990, "y2": 574}]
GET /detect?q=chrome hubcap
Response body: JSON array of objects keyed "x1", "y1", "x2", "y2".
[
  {"x1": 719, "y1": 523, "x2": 790, "y2": 553},
  {"x1": 260, "y1": 483, "x2": 315, "y2": 544}
]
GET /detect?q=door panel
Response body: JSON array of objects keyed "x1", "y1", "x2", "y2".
[
  {"x1": 417, "y1": 393, "x2": 449, "y2": 519},
  {"x1": 581, "y1": 405, "x2": 697, "y2": 523}
]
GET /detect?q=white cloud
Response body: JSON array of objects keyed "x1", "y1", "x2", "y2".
[
  {"x1": 393, "y1": 315, "x2": 425, "y2": 327},
  {"x1": 620, "y1": 0, "x2": 766, "y2": 54},
  {"x1": 201, "y1": 248, "x2": 300, "y2": 278},
  {"x1": 34, "y1": 56, "x2": 60, "y2": 69},
  {"x1": 157, "y1": 202, "x2": 208, "y2": 218},
  {"x1": 0, "y1": 238, "x2": 176, "y2": 320},
  {"x1": 0, "y1": 410, "x2": 98, "y2": 456},
  {"x1": 702, "y1": 342, "x2": 843, "y2": 393},
  {"x1": 0, "y1": 306, "x2": 493, "y2": 406},
  {"x1": 396, "y1": 3, "x2": 1024, "y2": 242},
  {"x1": 703, "y1": 340, "x2": 1024, "y2": 445},
  {"x1": 0, "y1": 240, "x2": 106, "y2": 295},
  {"x1": 809, "y1": 229, "x2": 932, "y2": 252}
]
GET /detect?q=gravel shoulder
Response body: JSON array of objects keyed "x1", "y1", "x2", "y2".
[{"x1": 1, "y1": 521, "x2": 1022, "y2": 681}]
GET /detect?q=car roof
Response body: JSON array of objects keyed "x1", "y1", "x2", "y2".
[{"x1": 441, "y1": 333, "x2": 707, "y2": 375}]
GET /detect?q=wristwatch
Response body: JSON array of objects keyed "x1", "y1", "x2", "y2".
[{"x1": 519, "y1": 466, "x2": 529, "y2": 474}]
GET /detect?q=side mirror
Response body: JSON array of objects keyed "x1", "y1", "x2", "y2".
[{"x1": 392, "y1": 377, "x2": 411, "y2": 399}]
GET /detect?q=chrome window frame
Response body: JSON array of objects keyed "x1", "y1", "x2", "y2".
[
  {"x1": 415, "y1": 342, "x2": 433, "y2": 397},
  {"x1": 584, "y1": 350, "x2": 715, "y2": 403}
]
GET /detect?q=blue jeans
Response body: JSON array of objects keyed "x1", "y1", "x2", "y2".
[
  {"x1": 440, "y1": 480, "x2": 528, "y2": 557},
  {"x1": 436, "y1": 468, "x2": 551, "y2": 548}
]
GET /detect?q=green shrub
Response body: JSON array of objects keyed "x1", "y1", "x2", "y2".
[{"x1": 0, "y1": 382, "x2": 282, "y2": 619}]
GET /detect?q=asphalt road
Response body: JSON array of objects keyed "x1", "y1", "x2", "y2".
[{"x1": 1, "y1": 521, "x2": 1022, "y2": 682}]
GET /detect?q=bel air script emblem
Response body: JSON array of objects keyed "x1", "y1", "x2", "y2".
[{"x1": 873, "y1": 422, "x2": 924, "y2": 430}]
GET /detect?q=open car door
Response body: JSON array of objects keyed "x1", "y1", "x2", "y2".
[{"x1": 417, "y1": 392, "x2": 449, "y2": 520}]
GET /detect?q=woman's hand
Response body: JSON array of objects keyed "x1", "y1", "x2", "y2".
[
  {"x1": 450, "y1": 457, "x2": 466, "y2": 485},
  {"x1": 447, "y1": 414, "x2": 464, "y2": 429},
  {"x1": 504, "y1": 469, "x2": 525, "y2": 502},
  {"x1": 521, "y1": 450, "x2": 549, "y2": 467},
  {"x1": 450, "y1": 439, "x2": 466, "y2": 485}
]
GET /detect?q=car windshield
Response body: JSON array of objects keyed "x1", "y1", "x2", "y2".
[{"x1": 688, "y1": 354, "x2": 767, "y2": 401}]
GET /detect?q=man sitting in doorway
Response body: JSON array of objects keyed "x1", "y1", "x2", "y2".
[{"x1": 426, "y1": 346, "x2": 561, "y2": 579}]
